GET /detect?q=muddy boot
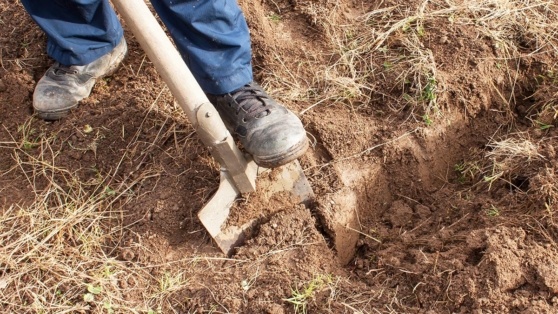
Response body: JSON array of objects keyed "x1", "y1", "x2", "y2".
[
  {"x1": 207, "y1": 82, "x2": 309, "y2": 168},
  {"x1": 33, "y1": 38, "x2": 128, "y2": 120}
]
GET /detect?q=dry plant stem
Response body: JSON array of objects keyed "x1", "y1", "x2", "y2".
[{"x1": 344, "y1": 224, "x2": 382, "y2": 243}]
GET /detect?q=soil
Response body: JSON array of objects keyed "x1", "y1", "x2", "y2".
[{"x1": 2, "y1": 0, "x2": 558, "y2": 313}]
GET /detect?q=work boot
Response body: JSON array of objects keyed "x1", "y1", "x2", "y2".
[
  {"x1": 207, "y1": 82, "x2": 309, "y2": 168},
  {"x1": 33, "y1": 38, "x2": 128, "y2": 120}
]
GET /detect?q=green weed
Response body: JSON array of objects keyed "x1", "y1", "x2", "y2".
[
  {"x1": 421, "y1": 76, "x2": 437, "y2": 103},
  {"x1": 486, "y1": 205, "x2": 500, "y2": 217},
  {"x1": 284, "y1": 274, "x2": 333, "y2": 314},
  {"x1": 268, "y1": 13, "x2": 281, "y2": 22},
  {"x1": 17, "y1": 119, "x2": 40, "y2": 150},
  {"x1": 422, "y1": 114, "x2": 433, "y2": 126},
  {"x1": 534, "y1": 120, "x2": 554, "y2": 130}
]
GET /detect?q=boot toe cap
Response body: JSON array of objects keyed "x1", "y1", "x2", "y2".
[
  {"x1": 33, "y1": 85, "x2": 80, "y2": 120},
  {"x1": 244, "y1": 112, "x2": 309, "y2": 168}
]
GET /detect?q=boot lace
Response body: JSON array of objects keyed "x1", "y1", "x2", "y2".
[
  {"x1": 52, "y1": 63, "x2": 79, "y2": 75},
  {"x1": 230, "y1": 84, "x2": 271, "y2": 121}
]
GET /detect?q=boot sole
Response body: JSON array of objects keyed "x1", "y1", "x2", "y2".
[
  {"x1": 253, "y1": 136, "x2": 310, "y2": 168},
  {"x1": 36, "y1": 106, "x2": 78, "y2": 121}
]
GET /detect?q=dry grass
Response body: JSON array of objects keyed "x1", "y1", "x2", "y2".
[
  {"x1": 455, "y1": 132, "x2": 545, "y2": 189},
  {"x1": 457, "y1": 0, "x2": 558, "y2": 57},
  {"x1": 263, "y1": 0, "x2": 558, "y2": 126},
  {"x1": 0, "y1": 122, "x2": 193, "y2": 313}
]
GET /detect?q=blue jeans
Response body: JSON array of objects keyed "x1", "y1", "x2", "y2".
[{"x1": 20, "y1": 0, "x2": 253, "y2": 94}]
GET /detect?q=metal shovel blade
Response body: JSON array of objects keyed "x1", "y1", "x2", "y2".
[{"x1": 198, "y1": 160, "x2": 314, "y2": 255}]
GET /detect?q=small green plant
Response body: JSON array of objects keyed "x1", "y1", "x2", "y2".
[
  {"x1": 83, "y1": 284, "x2": 102, "y2": 302},
  {"x1": 536, "y1": 70, "x2": 558, "y2": 85},
  {"x1": 486, "y1": 205, "x2": 500, "y2": 217},
  {"x1": 483, "y1": 173, "x2": 502, "y2": 190},
  {"x1": 17, "y1": 120, "x2": 40, "y2": 150},
  {"x1": 147, "y1": 307, "x2": 163, "y2": 314},
  {"x1": 268, "y1": 13, "x2": 281, "y2": 22},
  {"x1": 421, "y1": 76, "x2": 437, "y2": 103},
  {"x1": 422, "y1": 113, "x2": 433, "y2": 126},
  {"x1": 418, "y1": 76, "x2": 438, "y2": 125},
  {"x1": 158, "y1": 271, "x2": 187, "y2": 295},
  {"x1": 383, "y1": 61, "x2": 393, "y2": 69},
  {"x1": 448, "y1": 14, "x2": 456, "y2": 24},
  {"x1": 454, "y1": 161, "x2": 481, "y2": 184},
  {"x1": 454, "y1": 162, "x2": 468, "y2": 184},
  {"x1": 402, "y1": 93, "x2": 413, "y2": 102},
  {"x1": 454, "y1": 162, "x2": 466, "y2": 172},
  {"x1": 103, "y1": 300, "x2": 114, "y2": 314},
  {"x1": 416, "y1": 25, "x2": 426, "y2": 37},
  {"x1": 284, "y1": 274, "x2": 333, "y2": 314},
  {"x1": 534, "y1": 120, "x2": 554, "y2": 130},
  {"x1": 103, "y1": 186, "x2": 116, "y2": 197},
  {"x1": 160, "y1": 272, "x2": 177, "y2": 292},
  {"x1": 401, "y1": 17, "x2": 419, "y2": 33}
]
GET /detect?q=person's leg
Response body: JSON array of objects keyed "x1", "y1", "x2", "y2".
[
  {"x1": 21, "y1": 0, "x2": 127, "y2": 120},
  {"x1": 21, "y1": 0, "x2": 123, "y2": 65},
  {"x1": 149, "y1": 0, "x2": 252, "y2": 94},
  {"x1": 151, "y1": 0, "x2": 308, "y2": 167}
]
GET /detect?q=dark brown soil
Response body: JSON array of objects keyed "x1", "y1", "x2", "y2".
[{"x1": 2, "y1": 0, "x2": 558, "y2": 313}]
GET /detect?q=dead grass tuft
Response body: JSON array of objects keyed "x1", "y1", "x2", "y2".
[
  {"x1": 280, "y1": 0, "x2": 558, "y2": 126},
  {"x1": 0, "y1": 119, "x2": 190, "y2": 313},
  {"x1": 455, "y1": 132, "x2": 546, "y2": 190}
]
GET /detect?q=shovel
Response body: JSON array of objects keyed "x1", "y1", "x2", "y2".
[{"x1": 112, "y1": 0, "x2": 314, "y2": 255}]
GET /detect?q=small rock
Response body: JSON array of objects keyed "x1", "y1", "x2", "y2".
[
  {"x1": 0, "y1": 79, "x2": 6, "y2": 92},
  {"x1": 73, "y1": 150, "x2": 85, "y2": 161},
  {"x1": 265, "y1": 304, "x2": 284, "y2": 314},
  {"x1": 477, "y1": 297, "x2": 489, "y2": 306},
  {"x1": 247, "y1": 290, "x2": 256, "y2": 299},
  {"x1": 536, "y1": 263, "x2": 558, "y2": 293},
  {"x1": 388, "y1": 256, "x2": 401, "y2": 267},
  {"x1": 356, "y1": 259, "x2": 365, "y2": 269},
  {"x1": 385, "y1": 200, "x2": 413, "y2": 227},
  {"x1": 415, "y1": 204, "x2": 431, "y2": 219},
  {"x1": 120, "y1": 248, "x2": 135, "y2": 261}
]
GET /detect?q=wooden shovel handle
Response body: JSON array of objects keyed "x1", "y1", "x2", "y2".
[{"x1": 111, "y1": 0, "x2": 256, "y2": 193}]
